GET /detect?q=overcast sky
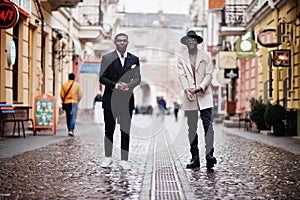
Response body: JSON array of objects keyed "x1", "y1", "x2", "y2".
[{"x1": 118, "y1": 0, "x2": 192, "y2": 14}]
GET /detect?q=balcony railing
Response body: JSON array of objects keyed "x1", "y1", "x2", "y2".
[
  {"x1": 43, "y1": 0, "x2": 82, "y2": 11},
  {"x1": 222, "y1": 4, "x2": 248, "y2": 27}
]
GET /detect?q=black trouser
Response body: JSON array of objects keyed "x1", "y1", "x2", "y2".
[
  {"x1": 185, "y1": 108, "x2": 215, "y2": 159},
  {"x1": 103, "y1": 109, "x2": 132, "y2": 161},
  {"x1": 174, "y1": 109, "x2": 179, "y2": 121}
]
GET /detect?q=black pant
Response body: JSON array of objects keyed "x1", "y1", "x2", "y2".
[
  {"x1": 103, "y1": 109, "x2": 132, "y2": 161},
  {"x1": 174, "y1": 108, "x2": 179, "y2": 121},
  {"x1": 185, "y1": 108, "x2": 215, "y2": 159}
]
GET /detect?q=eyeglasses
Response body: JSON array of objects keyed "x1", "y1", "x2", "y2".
[{"x1": 186, "y1": 38, "x2": 197, "y2": 42}]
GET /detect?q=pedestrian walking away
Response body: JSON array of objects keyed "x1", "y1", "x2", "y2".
[
  {"x1": 60, "y1": 73, "x2": 83, "y2": 137},
  {"x1": 177, "y1": 30, "x2": 217, "y2": 169},
  {"x1": 157, "y1": 96, "x2": 167, "y2": 121},
  {"x1": 93, "y1": 91, "x2": 104, "y2": 124},
  {"x1": 99, "y1": 32, "x2": 141, "y2": 170},
  {"x1": 173, "y1": 101, "x2": 180, "y2": 122}
]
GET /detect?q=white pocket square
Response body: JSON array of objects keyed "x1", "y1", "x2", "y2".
[{"x1": 131, "y1": 64, "x2": 137, "y2": 69}]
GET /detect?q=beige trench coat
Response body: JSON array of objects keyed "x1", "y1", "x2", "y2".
[{"x1": 177, "y1": 48, "x2": 214, "y2": 111}]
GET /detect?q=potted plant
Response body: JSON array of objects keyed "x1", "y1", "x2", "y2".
[
  {"x1": 264, "y1": 103, "x2": 286, "y2": 136},
  {"x1": 249, "y1": 97, "x2": 268, "y2": 131}
]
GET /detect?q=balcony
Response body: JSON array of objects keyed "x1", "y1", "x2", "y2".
[
  {"x1": 94, "y1": 39, "x2": 115, "y2": 55},
  {"x1": 220, "y1": 4, "x2": 248, "y2": 36},
  {"x1": 78, "y1": 25, "x2": 106, "y2": 43},
  {"x1": 220, "y1": 26, "x2": 246, "y2": 36},
  {"x1": 45, "y1": 0, "x2": 82, "y2": 11}
]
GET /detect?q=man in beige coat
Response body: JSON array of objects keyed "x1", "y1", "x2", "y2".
[{"x1": 177, "y1": 30, "x2": 217, "y2": 169}]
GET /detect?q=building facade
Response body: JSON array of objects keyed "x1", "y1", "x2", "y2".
[
  {"x1": 250, "y1": 0, "x2": 300, "y2": 135},
  {"x1": 0, "y1": 0, "x2": 117, "y2": 128},
  {"x1": 205, "y1": 0, "x2": 300, "y2": 135}
]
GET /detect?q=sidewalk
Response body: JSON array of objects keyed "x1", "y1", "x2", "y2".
[
  {"x1": 0, "y1": 123, "x2": 70, "y2": 159},
  {"x1": 222, "y1": 126, "x2": 300, "y2": 155}
]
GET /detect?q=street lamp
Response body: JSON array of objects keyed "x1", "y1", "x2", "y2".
[{"x1": 51, "y1": 28, "x2": 76, "y2": 97}]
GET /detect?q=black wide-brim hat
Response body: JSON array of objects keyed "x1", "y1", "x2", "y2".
[{"x1": 180, "y1": 30, "x2": 203, "y2": 45}]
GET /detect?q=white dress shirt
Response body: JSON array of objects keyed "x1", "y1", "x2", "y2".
[
  {"x1": 115, "y1": 51, "x2": 128, "y2": 89},
  {"x1": 117, "y1": 51, "x2": 127, "y2": 67}
]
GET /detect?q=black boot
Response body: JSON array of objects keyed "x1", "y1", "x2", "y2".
[
  {"x1": 186, "y1": 156, "x2": 200, "y2": 169},
  {"x1": 206, "y1": 155, "x2": 217, "y2": 169}
]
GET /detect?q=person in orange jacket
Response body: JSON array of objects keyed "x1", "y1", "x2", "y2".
[{"x1": 60, "y1": 73, "x2": 82, "y2": 136}]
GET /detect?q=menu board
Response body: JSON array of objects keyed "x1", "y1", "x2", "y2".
[{"x1": 33, "y1": 94, "x2": 56, "y2": 135}]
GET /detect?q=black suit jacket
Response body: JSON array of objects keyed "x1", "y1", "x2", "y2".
[{"x1": 99, "y1": 50, "x2": 141, "y2": 113}]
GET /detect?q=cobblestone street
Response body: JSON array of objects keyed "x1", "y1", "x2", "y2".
[
  {"x1": 1, "y1": 0, "x2": 300, "y2": 199},
  {"x1": 181, "y1": 130, "x2": 300, "y2": 199},
  {"x1": 0, "y1": 115, "x2": 299, "y2": 199}
]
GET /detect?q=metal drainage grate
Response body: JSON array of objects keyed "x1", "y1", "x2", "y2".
[
  {"x1": 155, "y1": 191, "x2": 181, "y2": 200},
  {"x1": 153, "y1": 149, "x2": 185, "y2": 200},
  {"x1": 155, "y1": 173, "x2": 178, "y2": 190}
]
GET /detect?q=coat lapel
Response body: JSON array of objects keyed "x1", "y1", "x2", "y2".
[
  {"x1": 184, "y1": 47, "x2": 204, "y2": 75},
  {"x1": 195, "y1": 50, "x2": 202, "y2": 72},
  {"x1": 123, "y1": 53, "x2": 133, "y2": 72},
  {"x1": 111, "y1": 51, "x2": 123, "y2": 75},
  {"x1": 182, "y1": 51, "x2": 194, "y2": 77}
]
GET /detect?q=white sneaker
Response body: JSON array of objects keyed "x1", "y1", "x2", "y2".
[
  {"x1": 101, "y1": 157, "x2": 112, "y2": 168},
  {"x1": 68, "y1": 131, "x2": 74, "y2": 137},
  {"x1": 119, "y1": 160, "x2": 131, "y2": 170}
]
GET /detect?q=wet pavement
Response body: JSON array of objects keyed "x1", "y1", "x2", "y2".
[{"x1": 0, "y1": 114, "x2": 299, "y2": 199}]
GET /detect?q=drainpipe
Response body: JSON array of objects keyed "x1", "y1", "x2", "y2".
[
  {"x1": 34, "y1": 0, "x2": 45, "y2": 93},
  {"x1": 51, "y1": 32, "x2": 56, "y2": 96},
  {"x1": 99, "y1": 0, "x2": 103, "y2": 24},
  {"x1": 274, "y1": 7, "x2": 279, "y2": 104}
]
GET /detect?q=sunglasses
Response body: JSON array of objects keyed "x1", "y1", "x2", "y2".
[{"x1": 186, "y1": 38, "x2": 197, "y2": 42}]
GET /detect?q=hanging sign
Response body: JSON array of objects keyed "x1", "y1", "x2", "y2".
[
  {"x1": 236, "y1": 28, "x2": 255, "y2": 58},
  {"x1": 7, "y1": 40, "x2": 16, "y2": 65},
  {"x1": 217, "y1": 51, "x2": 237, "y2": 69},
  {"x1": 0, "y1": 2, "x2": 19, "y2": 29},
  {"x1": 224, "y1": 68, "x2": 239, "y2": 79},
  {"x1": 257, "y1": 29, "x2": 281, "y2": 48},
  {"x1": 273, "y1": 50, "x2": 291, "y2": 67}
]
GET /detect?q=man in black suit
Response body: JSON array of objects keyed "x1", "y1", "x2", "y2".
[{"x1": 99, "y1": 33, "x2": 141, "y2": 170}]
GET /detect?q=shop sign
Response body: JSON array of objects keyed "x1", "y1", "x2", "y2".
[
  {"x1": 257, "y1": 29, "x2": 281, "y2": 48},
  {"x1": 0, "y1": 2, "x2": 19, "y2": 29},
  {"x1": 33, "y1": 94, "x2": 57, "y2": 135},
  {"x1": 224, "y1": 68, "x2": 239, "y2": 79},
  {"x1": 273, "y1": 50, "x2": 291, "y2": 67},
  {"x1": 80, "y1": 62, "x2": 101, "y2": 74},
  {"x1": 217, "y1": 51, "x2": 237, "y2": 69},
  {"x1": 236, "y1": 28, "x2": 255, "y2": 58},
  {"x1": 7, "y1": 40, "x2": 16, "y2": 65}
]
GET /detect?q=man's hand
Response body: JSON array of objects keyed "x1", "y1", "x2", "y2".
[
  {"x1": 118, "y1": 82, "x2": 129, "y2": 91},
  {"x1": 189, "y1": 88, "x2": 200, "y2": 94},
  {"x1": 189, "y1": 87, "x2": 204, "y2": 94},
  {"x1": 185, "y1": 89, "x2": 195, "y2": 102}
]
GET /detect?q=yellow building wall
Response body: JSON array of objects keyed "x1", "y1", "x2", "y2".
[
  {"x1": 3, "y1": 28, "x2": 14, "y2": 104},
  {"x1": 257, "y1": 47, "x2": 268, "y2": 99},
  {"x1": 258, "y1": 0, "x2": 300, "y2": 109},
  {"x1": 0, "y1": 1, "x2": 39, "y2": 105},
  {"x1": 0, "y1": 30, "x2": 5, "y2": 102},
  {"x1": 0, "y1": 0, "x2": 72, "y2": 108}
]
